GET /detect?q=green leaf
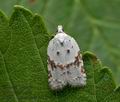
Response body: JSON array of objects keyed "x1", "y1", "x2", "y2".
[
  {"x1": 0, "y1": 0, "x2": 120, "y2": 84},
  {"x1": 4, "y1": 6, "x2": 49, "y2": 102},
  {"x1": 0, "y1": 0, "x2": 18, "y2": 16},
  {"x1": 0, "y1": 5, "x2": 120, "y2": 102},
  {"x1": 13, "y1": 0, "x2": 120, "y2": 85},
  {"x1": 104, "y1": 86, "x2": 120, "y2": 102},
  {"x1": 0, "y1": 10, "x2": 10, "y2": 54},
  {"x1": 0, "y1": 51, "x2": 17, "y2": 102},
  {"x1": 41, "y1": 0, "x2": 120, "y2": 85}
]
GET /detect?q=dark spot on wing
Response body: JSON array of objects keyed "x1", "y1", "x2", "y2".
[
  {"x1": 67, "y1": 71, "x2": 71, "y2": 74},
  {"x1": 62, "y1": 72, "x2": 66, "y2": 75},
  {"x1": 60, "y1": 42, "x2": 64, "y2": 46},
  {"x1": 57, "y1": 51, "x2": 60, "y2": 55},
  {"x1": 67, "y1": 49, "x2": 70, "y2": 53}
]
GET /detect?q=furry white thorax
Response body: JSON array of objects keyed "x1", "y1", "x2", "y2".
[{"x1": 55, "y1": 25, "x2": 67, "y2": 44}]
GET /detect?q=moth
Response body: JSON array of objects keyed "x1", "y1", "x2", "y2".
[{"x1": 47, "y1": 25, "x2": 86, "y2": 90}]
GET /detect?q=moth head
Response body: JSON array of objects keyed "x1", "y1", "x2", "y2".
[
  {"x1": 55, "y1": 25, "x2": 68, "y2": 46},
  {"x1": 57, "y1": 25, "x2": 64, "y2": 33}
]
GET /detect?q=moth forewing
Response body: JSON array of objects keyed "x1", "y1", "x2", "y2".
[{"x1": 47, "y1": 25, "x2": 86, "y2": 90}]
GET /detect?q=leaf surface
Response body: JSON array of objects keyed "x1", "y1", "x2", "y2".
[
  {"x1": 0, "y1": 0, "x2": 120, "y2": 84},
  {"x1": 13, "y1": 0, "x2": 120, "y2": 84},
  {"x1": 0, "y1": 6, "x2": 120, "y2": 102},
  {"x1": 41, "y1": 0, "x2": 120, "y2": 84}
]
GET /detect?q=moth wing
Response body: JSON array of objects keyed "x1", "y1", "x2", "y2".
[
  {"x1": 65, "y1": 37, "x2": 86, "y2": 86},
  {"x1": 48, "y1": 63, "x2": 67, "y2": 90},
  {"x1": 66, "y1": 56, "x2": 86, "y2": 87},
  {"x1": 47, "y1": 39, "x2": 55, "y2": 60},
  {"x1": 47, "y1": 39, "x2": 67, "y2": 90}
]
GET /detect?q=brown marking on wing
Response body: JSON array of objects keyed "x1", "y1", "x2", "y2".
[
  {"x1": 74, "y1": 55, "x2": 80, "y2": 67},
  {"x1": 73, "y1": 51, "x2": 83, "y2": 67},
  {"x1": 81, "y1": 66, "x2": 85, "y2": 73},
  {"x1": 48, "y1": 56, "x2": 65, "y2": 70},
  {"x1": 48, "y1": 71, "x2": 52, "y2": 79},
  {"x1": 48, "y1": 51, "x2": 84, "y2": 71},
  {"x1": 66, "y1": 62, "x2": 73, "y2": 69},
  {"x1": 66, "y1": 63, "x2": 70, "y2": 69},
  {"x1": 65, "y1": 51, "x2": 83, "y2": 68},
  {"x1": 50, "y1": 60, "x2": 56, "y2": 70},
  {"x1": 57, "y1": 64, "x2": 64, "y2": 70},
  {"x1": 48, "y1": 56, "x2": 56, "y2": 70}
]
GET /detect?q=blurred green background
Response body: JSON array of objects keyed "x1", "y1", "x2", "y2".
[{"x1": 0, "y1": 0, "x2": 120, "y2": 85}]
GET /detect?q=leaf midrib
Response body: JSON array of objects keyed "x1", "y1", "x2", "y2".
[{"x1": 89, "y1": 57, "x2": 97, "y2": 102}]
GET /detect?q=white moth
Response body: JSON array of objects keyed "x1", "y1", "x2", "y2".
[{"x1": 47, "y1": 25, "x2": 86, "y2": 90}]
